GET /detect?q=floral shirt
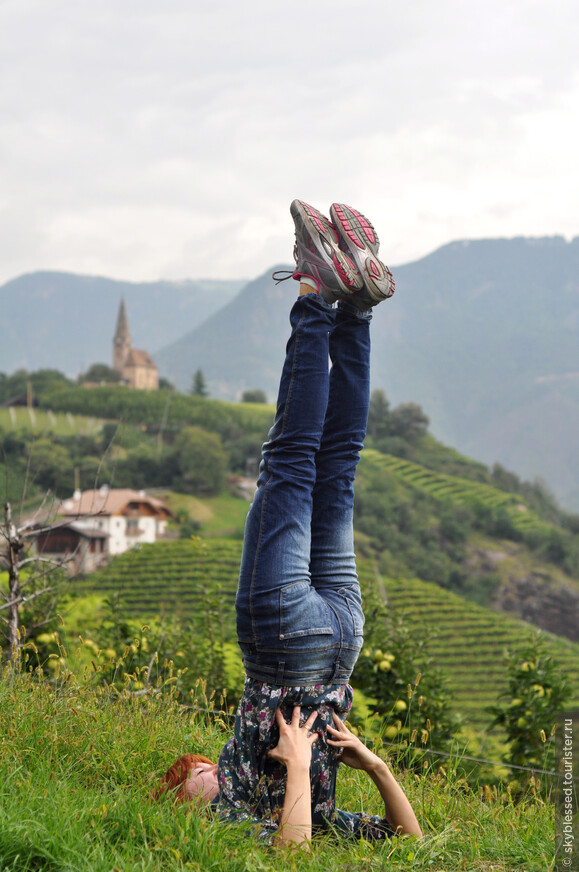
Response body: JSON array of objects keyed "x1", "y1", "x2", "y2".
[{"x1": 216, "y1": 678, "x2": 394, "y2": 841}]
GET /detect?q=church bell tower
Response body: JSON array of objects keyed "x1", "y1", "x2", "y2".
[{"x1": 113, "y1": 299, "x2": 132, "y2": 375}]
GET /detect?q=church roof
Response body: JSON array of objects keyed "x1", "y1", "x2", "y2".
[
  {"x1": 114, "y1": 299, "x2": 130, "y2": 340},
  {"x1": 125, "y1": 348, "x2": 157, "y2": 369}
]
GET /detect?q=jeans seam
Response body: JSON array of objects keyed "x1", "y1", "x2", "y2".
[{"x1": 248, "y1": 308, "x2": 307, "y2": 643}]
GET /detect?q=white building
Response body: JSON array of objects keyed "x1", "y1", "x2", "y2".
[{"x1": 60, "y1": 487, "x2": 172, "y2": 556}]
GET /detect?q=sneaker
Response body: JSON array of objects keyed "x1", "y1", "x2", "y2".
[
  {"x1": 329, "y1": 203, "x2": 395, "y2": 309},
  {"x1": 273, "y1": 200, "x2": 363, "y2": 305}
]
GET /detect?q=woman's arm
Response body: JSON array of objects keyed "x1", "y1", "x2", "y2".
[
  {"x1": 326, "y1": 713, "x2": 422, "y2": 838},
  {"x1": 267, "y1": 706, "x2": 318, "y2": 849}
]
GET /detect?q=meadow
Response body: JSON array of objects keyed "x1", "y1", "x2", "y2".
[{"x1": 0, "y1": 669, "x2": 557, "y2": 872}]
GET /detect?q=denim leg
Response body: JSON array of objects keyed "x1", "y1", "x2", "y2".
[
  {"x1": 236, "y1": 295, "x2": 338, "y2": 672},
  {"x1": 309, "y1": 303, "x2": 371, "y2": 671}
]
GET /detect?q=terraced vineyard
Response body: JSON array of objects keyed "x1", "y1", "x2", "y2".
[
  {"x1": 362, "y1": 449, "x2": 552, "y2": 537},
  {"x1": 76, "y1": 539, "x2": 241, "y2": 628},
  {"x1": 357, "y1": 563, "x2": 579, "y2": 728},
  {"x1": 77, "y1": 538, "x2": 579, "y2": 728}
]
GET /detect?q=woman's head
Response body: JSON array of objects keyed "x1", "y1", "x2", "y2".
[{"x1": 152, "y1": 753, "x2": 219, "y2": 804}]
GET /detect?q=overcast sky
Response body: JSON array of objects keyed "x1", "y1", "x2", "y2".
[{"x1": 1, "y1": 0, "x2": 578, "y2": 285}]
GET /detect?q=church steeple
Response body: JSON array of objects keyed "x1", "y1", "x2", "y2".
[{"x1": 113, "y1": 298, "x2": 132, "y2": 374}]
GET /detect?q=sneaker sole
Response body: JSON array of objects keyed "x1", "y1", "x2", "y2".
[
  {"x1": 291, "y1": 200, "x2": 364, "y2": 299},
  {"x1": 330, "y1": 203, "x2": 395, "y2": 301}
]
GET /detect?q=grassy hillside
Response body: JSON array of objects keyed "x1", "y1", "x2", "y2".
[
  {"x1": 363, "y1": 450, "x2": 556, "y2": 538},
  {"x1": 0, "y1": 673, "x2": 555, "y2": 872}
]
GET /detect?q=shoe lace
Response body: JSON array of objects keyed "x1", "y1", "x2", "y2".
[
  {"x1": 272, "y1": 270, "x2": 294, "y2": 284},
  {"x1": 272, "y1": 242, "x2": 299, "y2": 284}
]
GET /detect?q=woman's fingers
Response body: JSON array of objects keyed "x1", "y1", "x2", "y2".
[
  {"x1": 274, "y1": 706, "x2": 318, "y2": 736},
  {"x1": 267, "y1": 707, "x2": 319, "y2": 764},
  {"x1": 304, "y1": 709, "x2": 318, "y2": 731}
]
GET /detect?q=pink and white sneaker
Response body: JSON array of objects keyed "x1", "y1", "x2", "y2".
[
  {"x1": 329, "y1": 203, "x2": 395, "y2": 309},
  {"x1": 273, "y1": 200, "x2": 363, "y2": 305}
]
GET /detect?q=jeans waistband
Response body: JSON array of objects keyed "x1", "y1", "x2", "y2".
[{"x1": 242, "y1": 656, "x2": 356, "y2": 687}]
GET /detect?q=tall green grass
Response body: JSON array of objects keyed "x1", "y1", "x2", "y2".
[{"x1": 0, "y1": 670, "x2": 556, "y2": 871}]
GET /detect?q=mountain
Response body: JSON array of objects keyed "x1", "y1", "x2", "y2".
[
  {"x1": 154, "y1": 237, "x2": 579, "y2": 509},
  {"x1": 1, "y1": 271, "x2": 244, "y2": 376},
  {"x1": 3, "y1": 237, "x2": 579, "y2": 508}
]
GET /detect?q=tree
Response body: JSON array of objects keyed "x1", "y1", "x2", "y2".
[
  {"x1": 191, "y1": 370, "x2": 208, "y2": 397},
  {"x1": 27, "y1": 438, "x2": 74, "y2": 494},
  {"x1": 78, "y1": 363, "x2": 122, "y2": 384},
  {"x1": 1, "y1": 502, "x2": 69, "y2": 667},
  {"x1": 175, "y1": 426, "x2": 228, "y2": 495},
  {"x1": 0, "y1": 368, "x2": 73, "y2": 405},
  {"x1": 241, "y1": 389, "x2": 267, "y2": 404},
  {"x1": 487, "y1": 634, "x2": 570, "y2": 773},
  {"x1": 389, "y1": 402, "x2": 429, "y2": 442},
  {"x1": 367, "y1": 389, "x2": 391, "y2": 440},
  {"x1": 353, "y1": 611, "x2": 458, "y2": 760}
]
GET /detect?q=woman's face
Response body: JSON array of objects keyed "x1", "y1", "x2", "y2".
[{"x1": 183, "y1": 761, "x2": 219, "y2": 803}]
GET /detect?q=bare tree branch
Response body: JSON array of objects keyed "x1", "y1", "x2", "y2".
[
  {"x1": 0, "y1": 586, "x2": 55, "y2": 612},
  {"x1": 18, "y1": 555, "x2": 70, "y2": 571}
]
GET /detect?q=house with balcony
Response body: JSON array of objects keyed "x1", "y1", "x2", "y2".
[{"x1": 58, "y1": 486, "x2": 173, "y2": 557}]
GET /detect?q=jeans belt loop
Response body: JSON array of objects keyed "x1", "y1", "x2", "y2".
[
  {"x1": 275, "y1": 660, "x2": 285, "y2": 684},
  {"x1": 330, "y1": 658, "x2": 341, "y2": 683}
]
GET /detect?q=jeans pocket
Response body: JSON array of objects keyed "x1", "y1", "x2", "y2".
[
  {"x1": 338, "y1": 585, "x2": 365, "y2": 636},
  {"x1": 279, "y1": 581, "x2": 334, "y2": 640}
]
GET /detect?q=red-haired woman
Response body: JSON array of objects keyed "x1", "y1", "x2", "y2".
[{"x1": 157, "y1": 201, "x2": 421, "y2": 848}]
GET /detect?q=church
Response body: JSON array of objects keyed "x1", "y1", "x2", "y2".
[{"x1": 112, "y1": 300, "x2": 159, "y2": 390}]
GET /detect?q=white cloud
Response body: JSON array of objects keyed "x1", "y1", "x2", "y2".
[{"x1": 0, "y1": 0, "x2": 578, "y2": 282}]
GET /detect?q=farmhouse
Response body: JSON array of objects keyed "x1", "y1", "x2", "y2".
[
  {"x1": 35, "y1": 522, "x2": 109, "y2": 574},
  {"x1": 59, "y1": 486, "x2": 173, "y2": 557}
]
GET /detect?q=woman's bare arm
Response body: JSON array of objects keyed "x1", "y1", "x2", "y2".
[
  {"x1": 327, "y1": 713, "x2": 422, "y2": 837},
  {"x1": 267, "y1": 706, "x2": 318, "y2": 849}
]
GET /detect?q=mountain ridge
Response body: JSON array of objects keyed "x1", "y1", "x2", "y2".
[{"x1": 3, "y1": 235, "x2": 579, "y2": 509}]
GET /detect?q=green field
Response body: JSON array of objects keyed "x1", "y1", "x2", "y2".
[
  {"x1": 164, "y1": 490, "x2": 250, "y2": 537},
  {"x1": 0, "y1": 407, "x2": 105, "y2": 435},
  {"x1": 0, "y1": 673, "x2": 556, "y2": 872}
]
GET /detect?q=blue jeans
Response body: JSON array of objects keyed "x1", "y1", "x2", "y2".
[{"x1": 236, "y1": 293, "x2": 370, "y2": 685}]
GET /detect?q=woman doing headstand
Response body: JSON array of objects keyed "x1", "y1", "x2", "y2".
[{"x1": 156, "y1": 201, "x2": 421, "y2": 847}]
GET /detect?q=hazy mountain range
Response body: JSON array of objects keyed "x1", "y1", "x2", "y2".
[
  {"x1": 2, "y1": 235, "x2": 579, "y2": 509},
  {"x1": 1, "y1": 272, "x2": 244, "y2": 376}
]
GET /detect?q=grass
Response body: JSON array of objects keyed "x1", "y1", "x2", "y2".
[
  {"x1": 0, "y1": 670, "x2": 557, "y2": 872},
  {"x1": 163, "y1": 490, "x2": 249, "y2": 537}
]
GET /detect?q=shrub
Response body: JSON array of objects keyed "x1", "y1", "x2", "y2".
[{"x1": 487, "y1": 634, "x2": 571, "y2": 774}]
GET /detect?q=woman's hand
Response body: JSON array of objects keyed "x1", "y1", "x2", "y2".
[
  {"x1": 326, "y1": 712, "x2": 381, "y2": 771},
  {"x1": 328, "y1": 713, "x2": 422, "y2": 838},
  {"x1": 268, "y1": 706, "x2": 318, "y2": 849},
  {"x1": 268, "y1": 706, "x2": 318, "y2": 771}
]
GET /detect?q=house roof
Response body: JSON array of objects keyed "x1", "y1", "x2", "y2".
[
  {"x1": 125, "y1": 348, "x2": 157, "y2": 369},
  {"x1": 37, "y1": 521, "x2": 110, "y2": 540},
  {"x1": 60, "y1": 488, "x2": 172, "y2": 519}
]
